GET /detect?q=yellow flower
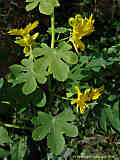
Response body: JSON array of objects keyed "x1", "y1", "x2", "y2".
[
  {"x1": 15, "y1": 33, "x2": 39, "y2": 55},
  {"x1": 69, "y1": 32, "x2": 85, "y2": 52},
  {"x1": 71, "y1": 86, "x2": 90, "y2": 114},
  {"x1": 8, "y1": 21, "x2": 39, "y2": 36},
  {"x1": 71, "y1": 85, "x2": 104, "y2": 114},
  {"x1": 69, "y1": 14, "x2": 94, "y2": 52},
  {"x1": 89, "y1": 85, "x2": 104, "y2": 100},
  {"x1": 8, "y1": 21, "x2": 39, "y2": 56}
]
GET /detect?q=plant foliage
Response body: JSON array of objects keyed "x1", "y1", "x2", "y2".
[{"x1": 32, "y1": 109, "x2": 78, "y2": 155}]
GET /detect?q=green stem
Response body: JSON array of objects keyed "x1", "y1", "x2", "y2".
[
  {"x1": 55, "y1": 95, "x2": 73, "y2": 101},
  {"x1": 47, "y1": 9, "x2": 56, "y2": 110},
  {"x1": 56, "y1": 36, "x2": 70, "y2": 42},
  {"x1": 3, "y1": 123, "x2": 33, "y2": 131},
  {"x1": 48, "y1": 75, "x2": 51, "y2": 93},
  {"x1": 51, "y1": 9, "x2": 55, "y2": 49}
]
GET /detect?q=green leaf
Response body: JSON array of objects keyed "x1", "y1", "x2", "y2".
[
  {"x1": 111, "y1": 118, "x2": 120, "y2": 133},
  {"x1": 32, "y1": 109, "x2": 78, "y2": 155},
  {"x1": 87, "y1": 57, "x2": 112, "y2": 71},
  {"x1": 26, "y1": 0, "x2": 40, "y2": 11},
  {"x1": 58, "y1": 42, "x2": 78, "y2": 64},
  {"x1": 26, "y1": 0, "x2": 60, "y2": 14},
  {"x1": 80, "y1": 56, "x2": 89, "y2": 66},
  {"x1": 108, "y1": 95, "x2": 116, "y2": 101},
  {"x1": 10, "y1": 136, "x2": 27, "y2": 160},
  {"x1": 0, "y1": 148, "x2": 10, "y2": 158},
  {"x1": 105, "y1": 106, "x2": 120, "y2": 132},
  {"x1": 56, "y1": 109, "x2": 76, "y2": 122},
  {"x1": 9, "y1": 64, "x2": 24, "y2": 75},
  {"x1": 104, "y1": 107, "x2": 113, "y2": 122},
  {"x1": 0, "y1": 78, "x2": 4, "y2": 89},
  {"x1": 48, "y1": 27, "x2": 69, "y2": 34},
  {"x1": 32, "y1": 125, "x2": 49, "y2": 141},
  {"x1": 51, "y1": 57, "x2": 69, "y2": 81},
  {"x1": 55, "y1": 109, "x2": 78, "y2": 136},
  {"x1": 32, "y1": 112, "x2": 52, "y2": 140},
  {"x1": 47, "y1": 131, "x2": 65, "y2": 155},
  {"x1": 22, "y1": 75, "x2": 37, "y2": 95},
  {"x1": 33, "y1": 59, "x2": 49, "y2": 84},
  {"x1": 61, "y1": 123, "x2": 78, "y2": 137},
  {"x1": 9, "y1": 58, "x2": 48, "y2": 95},
  {"x1": 99, "y1": 108, "x2": 107, "y2": 132},
  {"x1": 111, "y1": 102, "x2": 120, "y2": 132},
  {"x1": 112, "y1": 101, "x2": 119, "y2": 118},
  {"x1": 6, "y1": 85, "x2": 42, "y2": 108},
  {"x1": 32, "y1": 42, "x2": 78, "y2": 82},
  {"x1": 39, "y1": 0, "x2": 60, "y2": 15},
  {"x1": 32, "y1": 89, "x2": 46, "y2": 107},
  {"x1": 55, "y1": 27, "x2": 69, "y2": 34},
  {"x1": 0, "y1": 127, "x2": 10, "y2": 145},
  {"x1": 36, "y1": 111, "x2": 53, "y2": 125},
  {"x1": 69, "y1": 63, "x2": 88, "y2": 81}
]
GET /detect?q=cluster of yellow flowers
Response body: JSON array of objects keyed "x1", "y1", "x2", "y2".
[
  {"x1": 69, "y1": 14, "x2": 95, "y2": 53},
  {"x1": 71, "y1": 85, "x2": 104, "y2": 114},
  {"x1": 8, "y1": 21, "x2": 39, "y2": 56}
]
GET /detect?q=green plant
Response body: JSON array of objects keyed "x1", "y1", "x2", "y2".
[{"x1": 1, "y1": 0, "x2": 120, "y2": 159}]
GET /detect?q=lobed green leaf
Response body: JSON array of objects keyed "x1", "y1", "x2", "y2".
[
  {"x1": 9, "y1": 58, "x2": 48, "y2": 95},
  {"x1": 39, "y1": 0, "x2": 60, "y2": 15},
  {"x1": 32, "y1": 109, "x2": 78, "y2": 155},
  {"x1": 26, "y1": 0, "x2": 60, "y2": 15},
  {"x1": 32, "y1": 42, "x2": 78, "y2": 82}
]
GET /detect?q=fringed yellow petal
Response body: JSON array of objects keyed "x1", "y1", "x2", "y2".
[
  {"x1": 68, "y1": 18, "x2": 75, "y2": 27},
  {"x1": 8, "y1": 28, "x2": 24, "y2": 36},
  {"x1": 74, "y1": 85, "x2": 82, "y2": 99},
  {"x1": 8, "y1": 21, "x2": 39, "y2": 37},
  {"x1": 15, "y1": 39, "x2": 26, "y2": 46},
  {"x1": 32, "y1": 32, "x2": 39, "y2": 40},
  {"x1": 90, "y1": 85, "x2": 104, "y2": 100},
  {"x1": 24, "y1": 21, "x2": 39, "y2": 34}
]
